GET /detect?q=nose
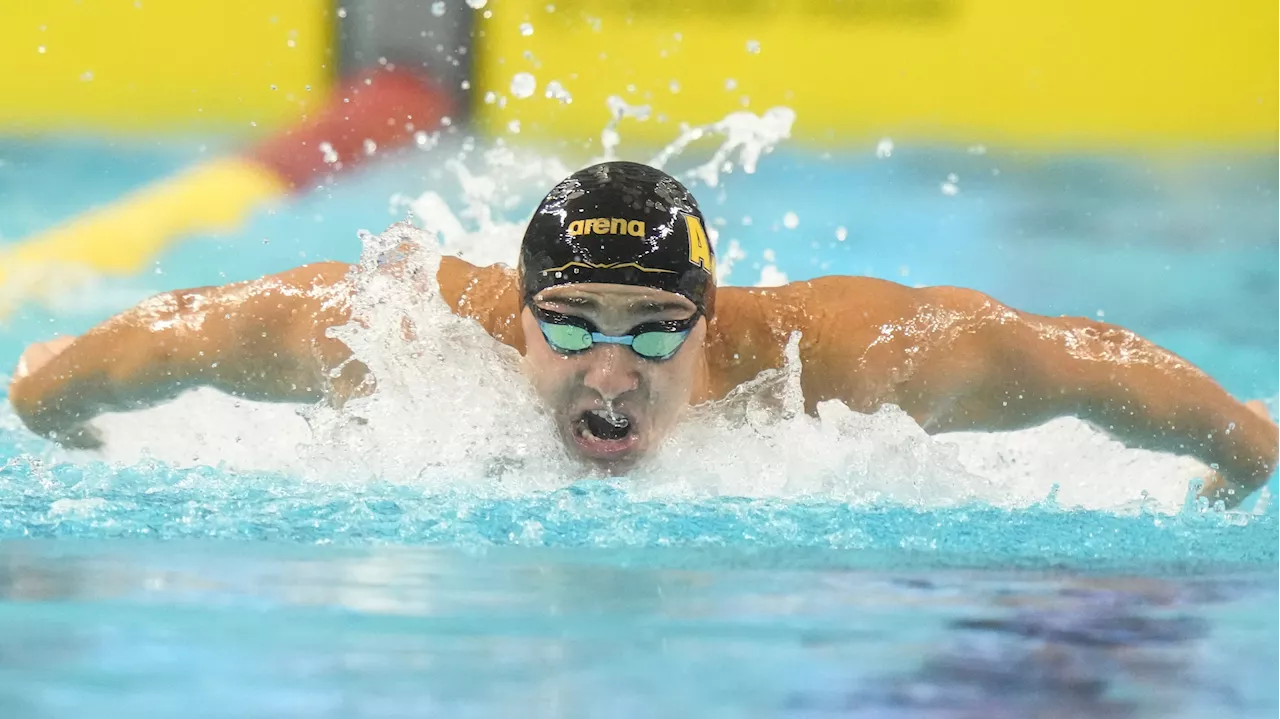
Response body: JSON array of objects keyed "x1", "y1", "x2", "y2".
[{"x1": 581, "y1": 343, "x2": 641, "y2": 400}]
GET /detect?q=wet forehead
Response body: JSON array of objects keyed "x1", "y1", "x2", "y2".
[{"x1": 535, "y1": 283, "x2": 696, "y2": 316}]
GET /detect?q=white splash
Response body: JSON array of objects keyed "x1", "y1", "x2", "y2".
[
  {"x1": 755, "y1": 265, "x2": 789, "y2": 287},
  {"x1": 543, "y1": 80, "x2": 572, "y2": 104},
  {"x1": 637, "y1": 334, "x2": 988, "y2": 506},
  {"x1": 295, "y1": 224, "x2": 576, "y2": 492},
  {"x1": 600, "y1": 95, "x2": 652, "y2": 160},
  {"x1": 715, "y1": 239, "x2": 747, "y2": 285},
  {"x1": 389, "y1": 144, "x2": 570, "y2": 267},
  {"x1": 648, "y1": 106, "x2": 795, "y2": 188}
]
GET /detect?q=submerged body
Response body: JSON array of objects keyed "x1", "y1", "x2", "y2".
[{"x1": 7, "y1": 162, "x2": 1278, "y2": 506}]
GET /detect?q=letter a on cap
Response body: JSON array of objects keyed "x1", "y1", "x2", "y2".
[{"x1": 684, "y1": 215, "x2": 714, "y2": 274}]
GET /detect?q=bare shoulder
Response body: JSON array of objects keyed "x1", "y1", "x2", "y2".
[
  {"x1": 801, "y1": 275, "x2": 1012, "y2": 319},
  {"x1": 709, "y1": 275, "x2": 1024, "y2": 409},
  {"x1": 437, "y1": 256, "x2": 524, "y2": 348},
  {"x1": 717, "y1": 275, "x2": 1012, "y2": 334},
  {"x1": 437, "y1": 256, "x2": 518, "y2": 310},
  {"x1": 272, "y1": 260, "x2": 357, "y2": 289}
]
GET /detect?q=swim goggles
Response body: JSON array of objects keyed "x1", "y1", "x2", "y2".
[{"x1": 531, "y1": 305, "x2": 699, "y2": 361}]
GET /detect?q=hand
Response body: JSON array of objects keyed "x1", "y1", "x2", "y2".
[
  {"x1": 9, "y1": 335, "x2": 104, "y2": 451},
  {"x1": 1244, "y1": 399, "x2": 1275, "y2": 425},
  {"x1": 1199, "y1": 399, "x2": 1277, "y2": 508},
  {"x1": 12, "y1": 335, "x2": 77, "y2": 382}
]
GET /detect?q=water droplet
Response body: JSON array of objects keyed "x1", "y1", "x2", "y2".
[
  {"x1": 336, "y1": 6, "x2": 347, "y2": 18},
  {"x1": 875, "y1": 137, "x2": 894, "y2": 158},
  {"x1": 466, "y1": 0, "x2": 486, "y2": 8},
  {"x1": 431, "y1": 1, "x2": 446, "y2": 16},
  {"x1": 36, "y1": 45, "x2": 46, "y2": 54},
  {"x1": 668, "y1": 79, "x2": 680, "y2": 93},
  {"x1": 545, "y1": 3, "x2": 556, "y2": 11},
  {"x1": 520, "y1": 22, "x2": 534, "y2": 36},
  {"x1": 79, "y1": 71, "x2": 94, "y2": 82},
  {"x1": 363, "y1": 139, "x2": 378, "y2": 156},
  {"x1": 483, "y1": 91, "x2": 497, "y2": 104},
  {"x1": 724, "y1": 78, "x2": 737, "y2": 90},
  {"x1": 967, "y1": 144, "x2": 987, "y2": 155},
  {"x1": 746, "y1": 39, "x2": 761, "y2": 53},
  {"x1": 287, "y1": 38, "x2": 296, "y2": 48},
  {"x1": 544, "y1": 80, "x2": 572, "y2": 103},
  {"x1": 835, "y1": 226, "x2": 847, "y2": 242},
  {"x1": 318, "y1": 142, "x2": 339, "y2": 164},
  {"x1": 460, "y1": 80, "x2": 471, "y2": 90},
  {"x1": 509, "y1": 72, "x2": 537, "y2": 99},
  {"x1": 940, "y1": 173, "x2": 959, "y2": 196},
  {"x1": 782, "y1": 211, "x2": 799, "y2": 229},
  {"x1": 507, "y1": 119, "x2": 521, "y2": 133},
  {"x1": 269, "y1": 84, "x2": 277, "y2": 91}
]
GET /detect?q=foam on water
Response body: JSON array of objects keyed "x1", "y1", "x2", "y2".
[
  {"x1": 1, "y1": 104, "x2": 1247, "y2": 516},
  {"x1": 297, "y1": 222, "x2": 577, "y2": 493}
]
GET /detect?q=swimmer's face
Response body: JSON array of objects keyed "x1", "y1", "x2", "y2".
[{"x1": 520, "y1": 283, "x2": 706, "y2": 471}]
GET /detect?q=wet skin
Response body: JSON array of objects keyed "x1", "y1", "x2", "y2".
[
  {"x1": 9, "y1": 255, "x2": 1278, "y2": 506},
  {"x1": 521, "y1": 283, "x2": 707, "y2": 472}
]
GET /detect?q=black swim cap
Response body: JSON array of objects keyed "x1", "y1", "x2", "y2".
[{"x1": 520, "y1": 161, "x2": 716, "y2": 316}]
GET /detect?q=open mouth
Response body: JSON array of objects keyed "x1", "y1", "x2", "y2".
[
  {"x1": 571, "y1": 407, "x2": 640, "y2": 461},
  {"x1": 578, "y1": 408, "x2": 632, "y2": 441}
]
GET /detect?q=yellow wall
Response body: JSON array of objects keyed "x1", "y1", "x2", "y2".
[
  {"x1": 0, "y1": 0, "x2": 334, "y2": 134},
  {"x1": 475, "y1": 0, "x2": 1279, "y2": 148}
]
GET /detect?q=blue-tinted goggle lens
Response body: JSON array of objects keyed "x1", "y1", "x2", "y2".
[
  {"x1": 534, "y1": 308, "x2": 695, "y2": 361},
  {"x1": 538, "y1": 322, "x2": 592, "y2": 352}
]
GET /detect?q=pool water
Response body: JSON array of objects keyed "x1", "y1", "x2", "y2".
[{"x1": 0, "y1": 133, "x2": 1277, "y2": 717}]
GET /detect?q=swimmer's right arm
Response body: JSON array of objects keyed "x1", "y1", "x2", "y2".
[{"x1": 7, "y1": 262, "x2": 366, "y2": 449}]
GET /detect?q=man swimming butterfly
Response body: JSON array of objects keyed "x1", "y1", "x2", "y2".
[{"x1": 8, "y1": 162, "x2": 1277, "y2": 506}]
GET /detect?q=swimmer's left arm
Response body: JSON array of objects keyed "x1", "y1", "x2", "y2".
[{"x1": 902, "y1": 288, "x2": 1278, "y2": 507}]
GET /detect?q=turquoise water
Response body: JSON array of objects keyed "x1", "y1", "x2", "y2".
[{"x1": 0, "y1": 137, "x2": 1277, "y2": 717}]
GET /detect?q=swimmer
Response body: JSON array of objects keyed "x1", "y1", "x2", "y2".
[{"x1": 8, "y1": 162, "x2": 1278, "y2": 506}]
